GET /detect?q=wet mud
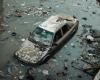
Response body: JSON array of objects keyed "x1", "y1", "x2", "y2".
[{"x1": 0, "y1": 0, "x2": 100, "y2": 80}]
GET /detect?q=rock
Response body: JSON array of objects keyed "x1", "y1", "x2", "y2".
[
  {"x1": 64, "y1": 62, "x2": 68, "y2": 70},
  {"x1": 18, "y1": 75, "x2": 24, "y2": 80},
  {"x1": 15, "y1": 9, "x2": 23, "y2": 17},
  {"x1": 71, "y1": 43, "x2": 75, "y2": 47},
  {"x1": 42, "y1": 70, "x2": 49, "y2": 75},
  {"x1": 21, "y1": 38, "x2": 26, "y2": 42},
  {"x1": 86, "y1": 35, "x2": 94, "y2": 42},
  {"x1": 47, "y1": 7, "x2": 52, "y2": 9}
]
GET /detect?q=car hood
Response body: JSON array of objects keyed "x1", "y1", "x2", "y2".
[{"x1": 15, "y1": 39, "x2": 50, "y2": 64}]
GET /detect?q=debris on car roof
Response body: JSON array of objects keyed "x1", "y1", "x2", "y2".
[{"x1": 40, "y1": 15, "x2": 77, "y2": 33}]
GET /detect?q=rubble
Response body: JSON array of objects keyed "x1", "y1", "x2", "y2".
[
  {"x1": 86, "y1": 35, "x2": 94, "y2": 42},
  {"x1": 18, "y1": 75, "x2": 24, "y2": 80},
  {"x1": 21, "y1": 38, "x2": 26, "y2": 42},
  {"x1": 70, "y1": 43, "x2": 75, "y2": 47},
  {"x1": 15, "y1": 9, "x2": 23, "y2": 17},
  {"x1": 42, "y1": 70, "x2": 49, "y2": 75}
]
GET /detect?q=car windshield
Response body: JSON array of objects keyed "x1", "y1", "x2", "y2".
[{"x1": 31, "y1": 27, "x2": 54, "y2": 46}]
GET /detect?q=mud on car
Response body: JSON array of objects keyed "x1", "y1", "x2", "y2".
[{"x1": 15, "y1": 14, "x2": 79, "y2": 64}]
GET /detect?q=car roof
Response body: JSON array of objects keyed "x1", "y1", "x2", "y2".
[{"x1": 38, "y1": 14, "x2": 75, "y2": 33}]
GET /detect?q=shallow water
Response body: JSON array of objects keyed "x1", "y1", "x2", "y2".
[{"x1": 0, "y1": 0, "x2": 100, "y2": 80}]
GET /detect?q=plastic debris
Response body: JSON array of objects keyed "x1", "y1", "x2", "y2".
[
  {"x1": 15, "y1": 9, "x2": 23, "y2": 17},
  {"x1": 21, "y1": 38, "x2": 26, "y2": 42}
]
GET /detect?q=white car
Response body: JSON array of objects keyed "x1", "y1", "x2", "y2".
[{"x1": 15, "y1": 14, "x2": 79, "y2": 65}]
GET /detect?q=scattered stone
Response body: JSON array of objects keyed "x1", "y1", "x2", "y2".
[
  {"x1": 64, "y1": 62, "x2": 68, "y2": 70},
  {"x1": 21, "y1": 38, "x2": 26, "y2": 42},
  {"x1": 47, "y1": 7, "x2": 52, "y2": 9},
  {"x1": 18, "y1": 75, "x2": 24, "y2": 80},
  {"x1": 71, "y1": 43, "x2": 75, "y2": 47},
  {"x1": 86, "y1": 35, "x2": 94, "y2": 42},
  {"x1": 42, "y1": 70, "x2": 49, "y2": 75}
]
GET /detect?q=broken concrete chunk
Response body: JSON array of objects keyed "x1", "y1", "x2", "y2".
[{"x1": 86, "y1": 35, "x2": 94, "y2": 41}]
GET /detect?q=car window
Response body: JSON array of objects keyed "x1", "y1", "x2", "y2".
[
  {"x1": 53, "y1": 29, "x2": 62, "y2": 42},
  {"x1": 62, "y1": 24, "x2": 69, "y2": 35},
  {"x1": 30, "y1": 27, "x2": 54, "y2": 46}
]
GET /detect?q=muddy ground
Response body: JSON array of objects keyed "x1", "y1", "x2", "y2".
[{"x1": 0, "y1": 0, "x2": 100, "y2": 80}]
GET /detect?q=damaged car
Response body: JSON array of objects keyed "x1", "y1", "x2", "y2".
[{"x1": 15, "y1": 14, "x2": 79, "y2": 64}]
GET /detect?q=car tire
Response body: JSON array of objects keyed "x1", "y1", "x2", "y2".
[{"x1": 41, "y1": 54, "x2": 50, "y2": 63}]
